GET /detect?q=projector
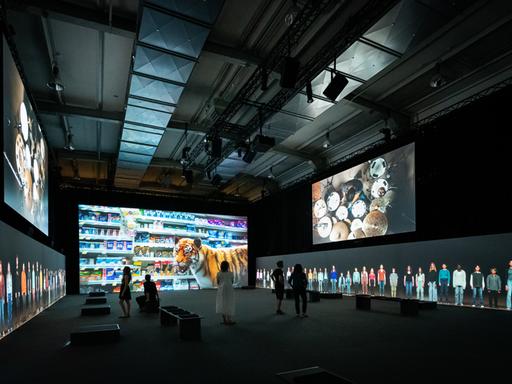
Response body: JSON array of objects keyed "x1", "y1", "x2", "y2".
[{"x1": 252, "y1": 135, "x2": 275, "y2": 152}]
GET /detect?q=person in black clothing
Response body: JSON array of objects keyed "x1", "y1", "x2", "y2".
[
  {"x1": 119, "y1": 266, "x2": 132, "y2": 318},
  {"x1": 271, "y1": 261, "x2": 285, "y2": 315},
  {"x1": 136, "y1": 275, "x2": 159, "y2": 312},
  {"x1": 288, "y1": 264, "x2": 308, "y2": 318}
]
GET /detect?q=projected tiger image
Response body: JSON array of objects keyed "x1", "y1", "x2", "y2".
[{"x1": 312, "y1": 143, "x2": 415, "y2": 245}]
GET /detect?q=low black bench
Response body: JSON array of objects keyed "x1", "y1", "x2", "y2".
[
  {"x1": 70, "y1": 324, "x2": 120, "y2": 345},
  {"x1": 88, "y1": 291, "x2": 106, "y2": 297},
  {"x1": 307, "y1": 290, "x2": 320, "y2": 302},
  {"x1": 355, "y1": 295, "x2": 419, "y2": 316},
  {"x1": 160, "y1": 306, "x2": 203, "y2": 340},
  {"x1": 85, "y1": 297, "x2": 107, "y2": 305},
  {"x1": 81, "y1": 304, "x2": 111, "y2": 316}
]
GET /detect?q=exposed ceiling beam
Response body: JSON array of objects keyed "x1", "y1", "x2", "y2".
[
  {"x1": 202, "y1": 41, "x2": 262, "y2": 67},
  {"x1": 271, "y1": 145, "x2": 327, "y2": 170},
  {"x1": 37, "y1": 101, "x2": 124, "y2": 123},
  {"x1": 6, "y1": 0, "x2": 136, "y2": 39}
]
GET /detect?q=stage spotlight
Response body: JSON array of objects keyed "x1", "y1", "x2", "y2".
[
  {"x1": 267, "y1": 167, "x2": 275, "y2": 179},
  {"x1": 323, "y1": 73, "x2": 348, "y2": 101},
  {"x1": 183, "y1": 169, "x2": 193, "y2": 184},
  {"x1": 322, "y1": 131, "x2": 331, "y2": 149},
  {"x1": 261, "y1": 69, "x2": 268, "y2": 91},
  {"x1": 206, "y1": 169, "x2": 212, "y2": 180},
  {"x1": 238, "y1": 147, "x2": 243, "y2": 158},
  {"x1": 280, "y1": 57, "x2": 299, "y2": 89},
  {"x1": 306, "y1": 81, "x2": 314, "y2": 103},
  {"x1": 211, "y1": 136, "x2": 222, "y2": 158},
  {"x1": 242, "y1": 147, "x2": 257, "y2": 163},
  {"x1": 212, "y1": 174, "x2": 222, "y2": 186},
  {"x1": 430, "y1": 63, "x2": 446, "y2": 88},
  {"x1": 64, "y1": 133, "x2": 75, "y2": 151}
]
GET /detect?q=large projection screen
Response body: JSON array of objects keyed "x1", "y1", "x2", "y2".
[
  {"x1": 78, "y1": 205, "x2": 248, "y2": 293},
  {"x1": 2, "y1": 37, "x2": 49, "y2": 235},
  {"x1": 312, "y1": 143, "x2": 415, "y2": 245},
  {"x1": 0, "y1": 220, "x2": 65, "y2": 340}
]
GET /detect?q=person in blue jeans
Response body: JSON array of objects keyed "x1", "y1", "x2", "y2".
[
  {"x1": 438, "y1": 264, "x2": 451, "y2": 303},
  {"x1": 345, "y1": 271, "x2": 352, "y2": 295},
  {"x1": 403, "y1": 266, "x2": 414, "y2": 298},
  {"x1": 330, "y1": 266, "x2": 338, "y2": 293},
  {"x1": 470, "y1": 265, "x2": 485, "y2": 307},
  {"x1": 452, "y1": 264, "x2": 467, "y2": 306},
  {"x1": 0, "y1": 261, "x2": 4, "y2": 334},
  {"x1": 506, "y1": 260, "x2": 512, "y2": 310}
]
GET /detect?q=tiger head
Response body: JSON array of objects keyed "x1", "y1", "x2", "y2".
[{"x1": 174, "y1": 238, "x2": 202, "y2": 274}]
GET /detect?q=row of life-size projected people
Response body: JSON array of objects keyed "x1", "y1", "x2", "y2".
[
  {"x1": 256, "y1": 260, "x2": 512, "y2": 309},
  {"x1": 0, "y1": 258, "x2": 66, "y2": 337}
]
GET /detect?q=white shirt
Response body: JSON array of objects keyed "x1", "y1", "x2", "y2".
[{"x1": 453, "y1": 270, "x2": 466, "y2": 288}]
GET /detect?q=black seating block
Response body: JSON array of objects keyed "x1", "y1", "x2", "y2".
[
  {"x1": 400, "y1": 299, "x2": 419, "y2": 316},
  {"x1": 178, "y1": 316, "x2": 202, "y2": 341},
  {"x1": 81, "y1": 305, "x2": 111, "y2": 316},
  {"x1": 308, "y1": 290, "x2": 321, "y2": 302},
  {"x1": 419, "y1": 300, "x2": 437, "y2": 310},
  {"x1": 355, "y1": 295, "x2": 372, "y2": 310},
  {"x1": 88, "y1": 291, "x2": 106, "y2": 297},
  {"x1": 70, "y1": 324, "x2": 120, "y2": 345},
  {"x1": 85, "y1": 297, "x2": 107, "y2": 305}
]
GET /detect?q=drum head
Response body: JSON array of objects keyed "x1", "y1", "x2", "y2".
[
  {"x1": 20, "y1": 102, "x2": 29, "y2": 141},
  {"x1": 335, "y1": 205, "x2": 348, "y2": 221},
  {"x1": 313, "y1": 199, "x2": 327, "y2": 219},
  {"x1": 326, "y1": 191, "x2": 341, "y2": 211},
  {"x1": 317, "y1": 216, "x2": 333, "y2": 238},
  {"x1": 351, "y1": 200, "x2": 367, "y2": 218},
  {"x1": 329, "y1": 221, "x2": 349, "y2": 242}
]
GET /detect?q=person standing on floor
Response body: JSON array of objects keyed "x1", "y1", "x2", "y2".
[
  {"x1": 323, "y1": 268, "x2": 329, "y2": 292},
  {"x1": 6, "y1": 263, "x2": 13, "y2": 331},
  {"x1": 270, "y1": 261, "x2": 285, "y2": 315},
  {"x1": 368, "y1": 268, "x2": 376, "y2": 295},
  {"x1": 338, "y1": 272, "x2": 345, "y2": 293},
  {"x1": 506, "y1": 260, "x2": 512, "y2": 310},
  {"x1": 216, "y1": 261, "x2": 236, "y2": 325},
  {"x1": 313, "y1": 268, "x2": 318, "y2": 291},
  {"x1": 119, "y1": 266, "x2": 132, "y2": 318},
  {"x1": 486, "y1": 267, "x2": 501, "y2": 309},
  {"x1": 288, "y1": 264, "x2": 308, "y2": 318},
  {"x1": 345, "y1": 271, "x2": 352, "y2": 295},
  {"x1": 361, "y1": 266, "x2": 369, "y2": 295},
  {"x1": 377, "y1": 265, "x2": 386, "y2": 296},
  {"x1": 404, "y1": 266, "x2": 414, "y2": 298},
  {"x1": 427, "y1": 263, "x2": 438, "y2": 302},
  {"x1": 352, "y1": 268, "x2": 361, "y2": 294},
  {"x1": 470, "y1": 265, "x2": 485, "y2": 308},
  {"x1": 318, "y1": 268, "x2": 324, "y2": 292},
  {"x1": 416, "y1": 267, "x2": 425, "y2": 300},
  {"x1": 307, "y1": 269, "x2": 313, "y2": 290},
  {"x1": 453, "y1": 265, "x2": 466, "y2": 306},
  {"x1": 389, "y1": 268, "x2": 398, "y2": 298},
  {"x1": 330, "y1": 266, "x2": 338, "y2": 293},
  {"x1": 438, "y1": 264, "x2": 451, "y2": 303},
  {"x1": 0, "y1": 261, "x2": 5, "y2": 334}
]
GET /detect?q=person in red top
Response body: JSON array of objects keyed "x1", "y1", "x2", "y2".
[
  {"x1": 377, "y1": 265, "x2": 386, "y2": 296},
  {"x1": 369, "y1": 268, "x2": 376, "y2": 295}
]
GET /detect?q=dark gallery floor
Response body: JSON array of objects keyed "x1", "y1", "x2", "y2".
[{"x1": 1, "y1": 289, "x2": 509, "y2": 383}]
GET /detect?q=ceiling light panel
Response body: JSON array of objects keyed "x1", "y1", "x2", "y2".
[
  {"x1": 118, "y1": 151, "x2": 153, "y2": 164},
  {"x1": 139, "y1": 7, "x2": 210, "y2": 58},
  {"x1": 134, "y1": 45, "x2": 195, "y2": 83},
  {"x1": 129, "y1": 74, "x2": 184, "y2": 105},
  {"x1": 329, "y1": 41, "x2": 398, "y2": 81},
  {"x1": 121, "y1": 129, "x2": 163, "y2": 146},
  {"x1": 119, "y1": 141, "x2": 158, "y2": 156},
  {"x1": 147, "y1": 0, "x2": 224, "y2": 24},
  {"x1": 127, "y1": 97, "x2": 176, "y2": 113},
  {"x1": 125, "y1": 105, "x2": 173, "y2": 128},
  {"x1": 123, "y1": 123, "x2": 165, "y2": 135}
]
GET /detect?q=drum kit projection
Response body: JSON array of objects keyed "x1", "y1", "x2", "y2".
[
  {"x1": 312, "y1": 157, "x2": 394, "y2": 242},
  {"x1": 9, "y1": 101, "x2": 46, "y2": 217}
]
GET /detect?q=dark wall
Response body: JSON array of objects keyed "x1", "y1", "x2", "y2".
[
  {"x1": 53, "y1": 187, "x2": 249, "y2": 294},
  {"x1": 250, "y1": 84, "x2": 512, "y2": 259}
]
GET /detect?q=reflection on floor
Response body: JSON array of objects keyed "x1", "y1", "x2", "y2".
[{"x1": 0, "y1": 289, "x2": 509, "y2": 383}]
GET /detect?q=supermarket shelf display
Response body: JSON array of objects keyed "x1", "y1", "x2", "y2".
[{"x1": 78, "y1": 205, "x2": 248, "y2": 294}]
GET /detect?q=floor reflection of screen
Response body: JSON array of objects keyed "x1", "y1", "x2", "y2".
[
  {"x1": 0, "y1": 220, "x2": 66, "y2": 340},
  {"x1": 78, "y1": 205, "x2": 248, "y2": 293},
  {"x1": 312, "y1": 143, "x2": 415, "y2": 245},
  {"x1": 2, "y1": 37, "x2": 49, "y2": 235}
]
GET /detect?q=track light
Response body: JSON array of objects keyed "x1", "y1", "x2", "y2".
[
  {"x1": 261, "y1": 69, "x2": 268, "y2": 91},
  {"x1": 323, "y1": 73, "x2": 348, "y2": 101},
  {"x1": 430, "y1": 63, "x2": 446, "y2": 88},
  {"x1": 46, "y1": 81, "x2": 64, "y2": 92},
  {"x1": 267, "y1": 167, "x2": 275, "y2": 179},
  {"x1": 306, "y1": 81, "x2": 314, "y2": 103},
  {"x1": 64, "y1": 132, "x2": 75, "y2": 151},
  {"x1": 322, "y1": 131, "x2": 331, "y2": 149}
]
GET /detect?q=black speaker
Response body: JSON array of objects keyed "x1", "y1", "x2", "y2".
[
  {"x1": 280, "y1": 57, "x2": 299, "y2": 88},
  {"x1": 211, "y1": 136, "x2": 222, "y2": 158},
  {"x1": 323, "y1": 73, "x2": 348, "y2": 101},
  {"x1": 242, "y1": 148, "x2": 257, "y2": 163},
  {"x1": 183, "y1": 169, "x2": 193, "y2": 184},
  {"x1": 212, "y1": 174, "x2": 222, "y2": 186}
]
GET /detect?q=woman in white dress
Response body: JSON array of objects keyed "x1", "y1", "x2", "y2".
[{"x1": 216, "y1": 261, "x2": 235, "y2": 325}]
